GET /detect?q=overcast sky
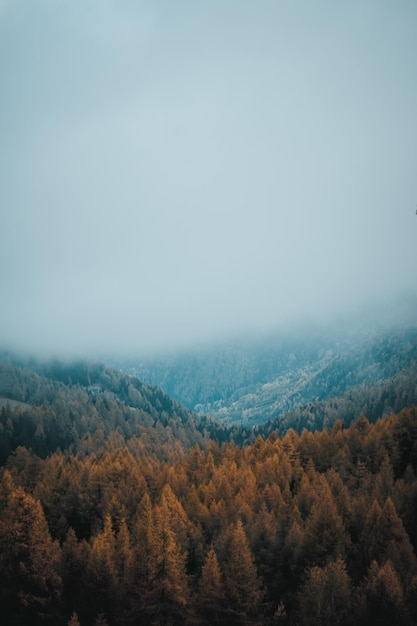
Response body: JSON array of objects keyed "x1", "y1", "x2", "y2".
[{"x1": 1, "y1": 0, "x2": 416, "y2": 356}]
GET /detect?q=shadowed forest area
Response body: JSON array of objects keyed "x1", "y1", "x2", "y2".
[{"x1": 0, "y1": 358, "x2": 417, "y2": 625}]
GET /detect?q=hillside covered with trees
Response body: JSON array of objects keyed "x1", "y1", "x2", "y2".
[
  {"x1": 0, "y1": 356, "x2": 417, "y2": 625},
  {"x1": 0, "y1": 356, "x2": 224, "y2": 465},
  {"x1": 118, "y1": 323, "x2": 417, "y2": 427}
]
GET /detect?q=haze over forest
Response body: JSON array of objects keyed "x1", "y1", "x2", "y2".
[{"x1": 1, "y1": 0, "x2": 417, "y2": 357}]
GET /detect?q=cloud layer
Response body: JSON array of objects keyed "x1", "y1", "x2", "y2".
[{"x1": 1, "y1": 0, "x2": 417, "y2": 356}]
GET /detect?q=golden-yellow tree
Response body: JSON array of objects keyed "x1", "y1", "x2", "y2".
[
  {"x1": 0, "y1": 486, "x2": 62, "y2": 621},
  {"x1": 223, "y1": 519, "x2": 263, "y2": 623}
]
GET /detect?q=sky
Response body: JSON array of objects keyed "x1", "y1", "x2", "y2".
[{"x1": 1, "y1": 0, "x2": 416, "y2": 357}]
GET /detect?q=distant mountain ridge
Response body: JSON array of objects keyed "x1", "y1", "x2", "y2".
[
  {"x1": 112, "y1": 322, "x2": 417, "y2": 427},
  {"x1": 1, "y1": 317, "x2": 416, "y2": 462},
  {"x1": 0, "y1": 356, "x2": 224, "y2": 463}
]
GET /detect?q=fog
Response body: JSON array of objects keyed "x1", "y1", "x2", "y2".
[{"x1": 1, "y1": 0, "x2": 416, "y2": 357}]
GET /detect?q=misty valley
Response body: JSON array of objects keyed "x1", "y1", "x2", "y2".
[
  {"x1": 113, "y1": 323, "x2": 417, "y2": 428},
  {"x1": 0, "y1": 320, "x2": 417, "y2": 625},
  {"x1": 2, "y1": 0, "x2": 416, "y2": 623}
]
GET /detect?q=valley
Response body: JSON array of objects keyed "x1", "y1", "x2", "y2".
[
  {"x1": 0, "y1": 317, "x2": 417, "y2": 625},
  {"x1": 112, "y1": 321, "x2": 417, "y2": 428}
]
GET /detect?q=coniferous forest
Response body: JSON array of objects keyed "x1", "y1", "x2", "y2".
[
  {"x1": 0, "y1": 357, "x2": 417, "y2": 625},
  {"x1": 2, "y1": 0, "x2": 417, "y2": 624}
]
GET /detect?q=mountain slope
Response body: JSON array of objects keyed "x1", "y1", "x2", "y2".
[
  {"x1": 112, "y1": 323, "x2": 417, "y2": 426},
  {"x1": 0, "y1": 356, "x2": 226, "y2": 463}
]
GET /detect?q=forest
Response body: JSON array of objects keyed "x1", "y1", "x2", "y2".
[
  {"x1": 0, "y1": 357, "x2": 417, "y2": 625},
  {"x1": 117, "y1": 324, "x2": 417, "y2": 426}
]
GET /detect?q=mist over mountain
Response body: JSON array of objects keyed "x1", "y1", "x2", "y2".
[
  {"x1": 1, "y1": 2, "x2": 417, "y2": 624},
  {"x1": 111, "y1": 313, "x2": 417, "y2": 427},
  {"x1": 1, "y1": 0, "x2": 416, "y2": 357}
]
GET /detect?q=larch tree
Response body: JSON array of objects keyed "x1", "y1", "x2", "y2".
[
  {"x1": 60, "y1": 527, "x2": 88, "y2": 619},
  {"x1": 133, "y1": 491, "x2": 154, "y2": 576},
  {"x1": 0, "y1": 486, "x2": 62, "y2": 622},
  {"x1": 298, "y1": 558, "x2": 351, "y2": 626},
  {"x1": 360, "y1": 497, "x2": 417, "y2": 583},
  {"x1": 146, "y1": 502, "x2": 189, "y2": 625},
  {"x1": 373, "y1": 454, "x2": 395, "y2": 504},
  {"x1": 282, "y1": 507, "x2": 305, "y2": 580},
  {"x1": 223, "y1": 519, "x2": 263, "y2": 623},
  {"x1": 0, "y1": 468, "x2": 15, "y2": 509},
  {"x1": 87, "y1": 514, "x2": 117, "y2": 618},
  {"x1": 113, "y1": 519, "x2": 136, "y2": 623},
  {"x1": 301, "y1": 480, "x2": 350, "y2": 567},
  {"x1": 359, "y1": 559, "x2": 405, "y2": 626},
  {"x1": 196, "y1": 546, "x2": 226, "y2": 624},
  {"x1": 159, "y1": 482, "x2": 191, "y2": 548}
]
